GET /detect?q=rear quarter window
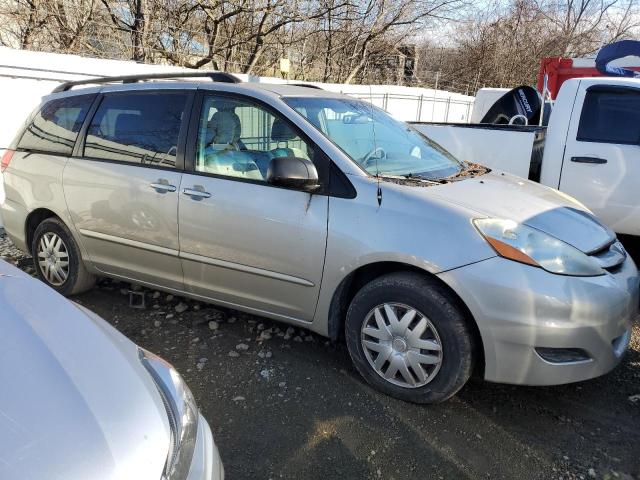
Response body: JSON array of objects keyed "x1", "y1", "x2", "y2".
[
  {"x1": 577, "y1": 88, "x2": 640, "y2": 145},
  {"x1": 17, "y1": 94, "x2": 95, "y2": 155}
]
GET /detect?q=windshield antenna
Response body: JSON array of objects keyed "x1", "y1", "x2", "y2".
[{"x1": 368, "y1": 84, "x2": 382, "y2": 206}]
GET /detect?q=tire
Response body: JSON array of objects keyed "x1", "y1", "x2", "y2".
[
  {"x1": 32, "y1": 217, "x2": 95, "y2": 296},
  {"x1": 345, "y1": 272, "x2": 474, "y2": 404}
]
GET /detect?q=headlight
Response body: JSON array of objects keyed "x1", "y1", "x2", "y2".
[
  {"x1": 139, "y1": 348, "x2": 198, "y2": 480},
  {"x1": 473, "y1": 218, "x2": 605, "y2": 276}
]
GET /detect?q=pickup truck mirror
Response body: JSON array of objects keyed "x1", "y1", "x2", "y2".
[{"x1": 267, "y1": 156, "x2": 321, "y2": 193}]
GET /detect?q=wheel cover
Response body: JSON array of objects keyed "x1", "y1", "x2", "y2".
[
  {"x1": 361, "y1": 303, "x2": 443, "y2": 389},
  {"x1": 36, "y1": 232, "x2": 70, "y2": 286}
]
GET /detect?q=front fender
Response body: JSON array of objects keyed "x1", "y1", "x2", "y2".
[{"x1": 312, "y1": 176, "x2": 496, "y2": 335}]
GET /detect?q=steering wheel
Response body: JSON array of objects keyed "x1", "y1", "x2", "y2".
[{"x1": 362, "y1": 147, "x2": 387, "y2": 168}]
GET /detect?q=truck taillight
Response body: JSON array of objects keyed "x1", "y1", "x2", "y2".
[{"x1": 1, "y1": 149, "x2": 15, "y2": 172}]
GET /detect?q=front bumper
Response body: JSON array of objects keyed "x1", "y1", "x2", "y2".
[
  {"x1": 187, "y1": 414, "x2": 224, "y2": 480},
  {"x1": 438, "y1": 255, "x2": 639, "y2": 386}
]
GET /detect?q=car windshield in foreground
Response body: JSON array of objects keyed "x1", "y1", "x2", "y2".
[{"x1": 284, "y1": 96, "x2": 465, "y2": 180}]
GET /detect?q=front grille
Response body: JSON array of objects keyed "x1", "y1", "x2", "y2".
[{"x1": 589, "y1": 240, "x2": 626, "y2": 272}]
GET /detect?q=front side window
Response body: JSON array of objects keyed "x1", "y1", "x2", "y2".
[
  {"x1": 84, "y1": 92, "x2": 187, "y2": 167},
  {"x1": 17, "y1": 95, "x2": 94, "y2": 155},
  {"x1": 195, "y1": 95, "x2": 312, "y2": 182},
  {"x1": 577, "y1": 88, "x2": 640, "y2": 145},
  {"x1": 284, "y1": 97, "x2": 463, "y2": 179}
]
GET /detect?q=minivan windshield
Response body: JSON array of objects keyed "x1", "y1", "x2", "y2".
[{"x1": 284, "y1": 96, "x2": 464, "y2": 180}]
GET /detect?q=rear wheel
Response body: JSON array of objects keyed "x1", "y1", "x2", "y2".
[
  {"x1": 345, "y1": 272, "x2": 475, "y2": 404},
  {"x1": 32, "y1": 218, "x2": 95, "y2": 296}
]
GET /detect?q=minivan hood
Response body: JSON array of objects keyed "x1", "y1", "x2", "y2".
[
  {"x1": 0, "y1": 261, "x2": 169, "y2": 480},
  {"x1": 429, "y1": 172, "x2": 615, "y2": 253}
]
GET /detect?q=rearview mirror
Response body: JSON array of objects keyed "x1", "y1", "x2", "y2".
[
  {"x1": 266, "y1": 156, "x2": 320, "y2": 192},
  {"x1": 343, "y1": 113, "x2": 372, "y2": 124}
]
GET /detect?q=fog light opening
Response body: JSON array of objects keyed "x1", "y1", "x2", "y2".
[{"x1": 535, "y1": 347, "x2": 592, "y2": 364}]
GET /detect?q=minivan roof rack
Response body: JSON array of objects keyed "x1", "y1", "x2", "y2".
[
  {"x1": 288, "y1": 83, "x2": 324, "y2": 90},
  {"x1": 52, "y1": 71, "x2": 241, "y2": 93}
]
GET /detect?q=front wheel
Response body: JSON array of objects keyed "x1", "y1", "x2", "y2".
[
  {"x1": 32, "y1": 218, "x2": 95, "y2": 296},
  {"x1": 345, "y1": 272, "x2": 475, "y2": 404}
]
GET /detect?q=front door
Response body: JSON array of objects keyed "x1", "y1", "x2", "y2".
[
  {"x1": 178, "y1": 92, "x2": 328, "y2": 321},
  {"x1": 560, "y1": 84, "x2": 640, "y2": 236},
  {"x1": 63, "y1": 90, "x2": 191, "y2": 290}
]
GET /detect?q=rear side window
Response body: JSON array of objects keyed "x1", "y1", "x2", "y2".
[
  {"x1": 84, "y1": 92, "x2": 187, "y2": 168},
  {"x1": 17, "y1": 95, "x2": 94, "y2": 155},
  {"x1": 577, "y1": 88, "x2": 640, "y2": 145}
]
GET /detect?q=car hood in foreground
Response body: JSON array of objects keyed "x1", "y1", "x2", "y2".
[
  {"x1": 429, "y1": 171, "x2": 616, "y2": 253},
  {"x1": 0, "y1": 261, "x2": 169, "y2": 480}
]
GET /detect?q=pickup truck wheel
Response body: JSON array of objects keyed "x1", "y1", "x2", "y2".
[
  {"x1": 32, "y1": 218, "x2": 95, "y2": 296},
  {"x1": 345, "y1": 272, "x2": 474, "y2": 404}
]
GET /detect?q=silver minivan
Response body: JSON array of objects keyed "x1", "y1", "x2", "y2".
[
  {"x1": 2, "y1": 73, "x2": 638, "y2": 403},
  {"x1": 0, "y1": 258, "x2": 223, "y2": 480}
]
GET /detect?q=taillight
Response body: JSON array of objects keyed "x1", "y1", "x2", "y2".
[{"x1": 1, "y1": 149, "x2": 15, "y2": 172}]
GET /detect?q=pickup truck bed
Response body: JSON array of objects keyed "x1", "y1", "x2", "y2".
[
  {"x1": 411, "y1": 123, "x2": 546, "y2": 181},
  {"x1": 410, "y1": 77, "x2": 640, "y2": 238}
]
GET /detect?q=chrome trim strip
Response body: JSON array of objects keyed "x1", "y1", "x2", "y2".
[
  {"x1": 79, "y1": 229, "x2": 179, "y2": 257},
  {"x1": 78, "y1": 229, "x2": 314, "y2": 287},
  {"x1": 99, "y1": 270, "x2": 313, "y2": 325},
  {"x1": 179, "y1": 251, "x2": 315, "y2": 287}
]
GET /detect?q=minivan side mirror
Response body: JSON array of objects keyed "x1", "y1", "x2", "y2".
[{"x1": 266, "y1": 156, "x2": 321, "y2": 192}]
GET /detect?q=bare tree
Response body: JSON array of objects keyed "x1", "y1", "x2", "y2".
[
  {"x1": 417, "y1": 0, "x2": 640, "y2": 91},
  {"x1": 0, "y1": 0, "x2": 49, "y2": 49},
  {"x1": 0, "y1": 0, "x2": 636, "y2": 91},
  {"x1": 100, "y1": 0, "x2": 157, "y2": 61}
]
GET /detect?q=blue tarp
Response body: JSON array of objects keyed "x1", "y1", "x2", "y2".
[{"x1": 595, "y1": 40, "x2": 640, "y2": 78}]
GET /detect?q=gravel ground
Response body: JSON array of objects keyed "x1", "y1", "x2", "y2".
[{"x1": 1, "y1": 232, "x2": 639, "y2": 480}]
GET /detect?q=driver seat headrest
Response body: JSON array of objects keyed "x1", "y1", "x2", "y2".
[
  {"x1": 271, "y1": 117, "x2": 297, "y2": 142},
  {"x1": 208, "y1": 109, "x2": 241, "y2": 145}
]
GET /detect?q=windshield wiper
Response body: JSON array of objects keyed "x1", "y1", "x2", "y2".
[{"x1": 402, "y1": 173, "x2": 449, "y2": 184}]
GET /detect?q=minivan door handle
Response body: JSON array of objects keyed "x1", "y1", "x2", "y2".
[
  {"x1": 182, "y1": 187, "x2": 211, "y2": 200},
  {"x1": 571, "y1": 156, "x2": 608, "y2": 164},
  {"x1": 150, "y1": 180, "x2": 177, "y2": 193}
]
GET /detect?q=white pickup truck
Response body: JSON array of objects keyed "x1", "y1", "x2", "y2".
[{"x1": 413, "y1": 77, "x2": 640, "y2": 237}]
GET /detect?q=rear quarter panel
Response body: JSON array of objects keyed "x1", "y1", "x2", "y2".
[{"x1": 2, "y1": 152, "x2": 81, "y2": 254}]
